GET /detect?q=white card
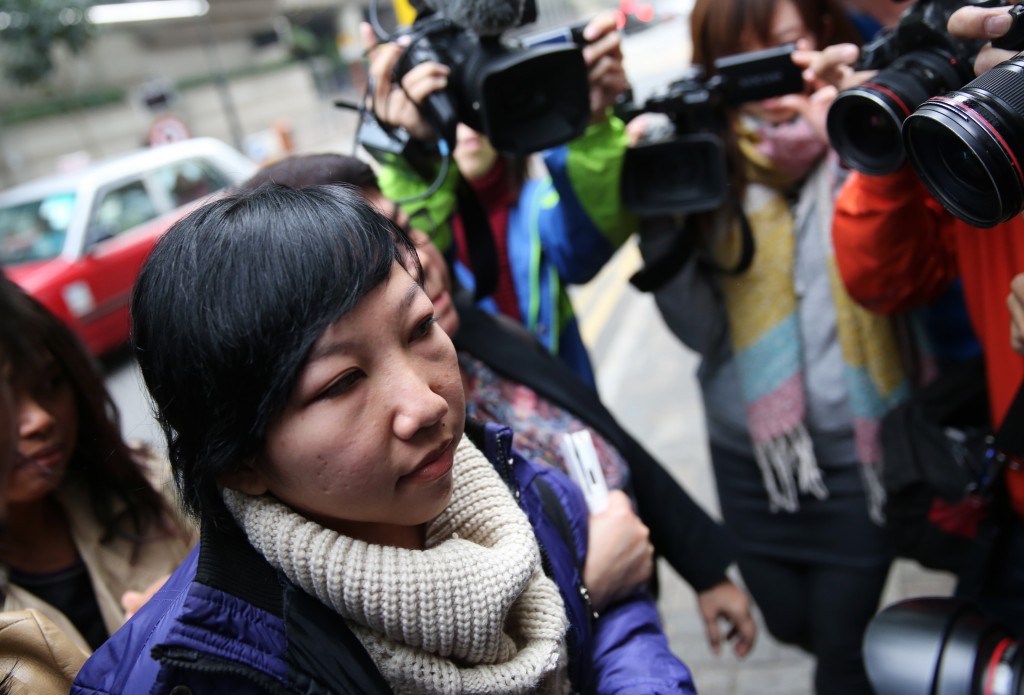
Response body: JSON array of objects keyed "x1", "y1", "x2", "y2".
[{"x1": 560, "y1": 430, "x2": 609, "y2": 514}]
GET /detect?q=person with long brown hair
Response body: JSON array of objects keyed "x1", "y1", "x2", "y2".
[
  {"x1": 634, "y1": 0, "x2": 906, "y2": 691},
  {"x1": 0, "y1": 276, "x2": 194, "y2": 654}
]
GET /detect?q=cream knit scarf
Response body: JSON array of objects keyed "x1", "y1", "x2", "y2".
[{"x1": 222, "y1": 437, "x2": 569, "y2": 695}]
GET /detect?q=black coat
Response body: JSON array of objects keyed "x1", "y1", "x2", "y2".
[{"x1": 453, "y1": 299, "x2": 735, "y2": 592}]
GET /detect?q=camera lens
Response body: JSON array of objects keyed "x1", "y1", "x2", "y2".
[
  {"x1": 903, "y1": 56, "x2": 1024, "y2": 229},
  {"x1": 827, "y1": 50, "x2": 969, "y2": 175},
  {"x1": 864, "y1": 598, "x2": 1024, "y2": 695}
]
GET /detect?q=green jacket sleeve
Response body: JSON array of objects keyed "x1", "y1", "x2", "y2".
[
  {"x1": 377, "y1": 158, "x2": 459, "y2": 254},
  {"x1": 552, "y1": 113, "x2": 638, "y2": 248}
]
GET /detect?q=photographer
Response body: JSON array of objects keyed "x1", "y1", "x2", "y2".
[
  {"x1": 828, "y1": 1, "x2": 1024, "y2": 635},
  {"x1": 365, "y1": 10, "x2": 633, "y2": 388},
  {"x1": 632, "y1": 0, "x2": 906, "y2": 692}
]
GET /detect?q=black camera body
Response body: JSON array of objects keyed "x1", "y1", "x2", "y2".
[
  {"x1": 901, "y1": 3, "x2": 1024, "y2": 228},
  {"x1": 617, "y1": 43, "x2": 805, "y2": 216},
  {"x1": 392, "y1": 7, "x2": 590, "y2": 157},
  {"x1": 826, "y1": 0, "x2": 991, "y2": 176}
]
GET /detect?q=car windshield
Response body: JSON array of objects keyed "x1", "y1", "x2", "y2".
[{"x1": 0, "y1": 190, "x2": 76, "y2": 265}]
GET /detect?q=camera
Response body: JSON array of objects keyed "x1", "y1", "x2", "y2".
[
  {"x1": 901, "y1": 5, "x2": 1024, "y2": 228},
  {"x1": 390, "y1": 0, "x2": 591, "y2": 156},
  {"x1": 616, "y1": 43, "x2": 805, "y2": 215},
  {"x1": 826, "y1": 0, "x2": 994, "y2": 176},
  {"x1": 864, "y1": 597, "x2": 1023, "y2": 695}
]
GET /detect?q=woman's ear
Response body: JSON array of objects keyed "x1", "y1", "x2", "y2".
[{"x1": 219, "y1": 460, "x2": 271, "y2": 496}]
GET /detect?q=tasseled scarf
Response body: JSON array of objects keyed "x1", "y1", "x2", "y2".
[{"x1": 715, "y1": 117, "x2": 908, "y2": 523}]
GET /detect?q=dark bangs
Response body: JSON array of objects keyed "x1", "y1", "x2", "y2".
[{"x1": 131, "y1": 183, "x2": 412, "y2": 521}]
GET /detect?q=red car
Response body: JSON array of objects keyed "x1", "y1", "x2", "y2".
[{"x1": 1, "y1": 138, "x2": 256, "y2": 356}]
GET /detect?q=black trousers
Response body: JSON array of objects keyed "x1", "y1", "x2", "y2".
[
  {"x1": 710, "y1": 443, "x2": 893, "y2": 694},
  {"x1": 738, "y1": 553, "x2": 890, "y2": 695}
]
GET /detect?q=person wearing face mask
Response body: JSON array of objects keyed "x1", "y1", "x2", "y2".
[
  {"x1": 242, "y1": 152, "x2": 759, "y2": 658},
  {"x1": 366, "y1": 10, "x2": 634, "y2": 389},
  {"x1": 631, "y1": 0, "x2": 908, "y2": 692}
]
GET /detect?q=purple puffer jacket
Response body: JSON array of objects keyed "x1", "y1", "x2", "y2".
[
  {"x1": 477, "y1": 421, "x2": 696, "y2": 694},
  {"x1": 71, "y1": 421, "x2": 696, "y2": 695}
]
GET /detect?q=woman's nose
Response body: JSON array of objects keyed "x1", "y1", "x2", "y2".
[
  {"x1": 18, "y1": 393, "x2": 55, "y2": 440},
  {"x1": 392, "y1": 371, "x2": 448, "y2": 440}
]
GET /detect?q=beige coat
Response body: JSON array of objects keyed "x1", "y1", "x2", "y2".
[
  {"x1": 2, "y1": 449, "x2": 196, "y2": 654},
  {"x1": 0, "y1": 609, "x2": 88, "y2": 695}
]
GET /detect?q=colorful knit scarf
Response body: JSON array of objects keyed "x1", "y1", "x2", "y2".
[{"x1": 714, "y1": 118, "x2": 908, "y2": 522}]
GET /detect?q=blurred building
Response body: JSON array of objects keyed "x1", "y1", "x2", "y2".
[{"x1": 0, "y1": 0, "x2": 585, "y2": 188}]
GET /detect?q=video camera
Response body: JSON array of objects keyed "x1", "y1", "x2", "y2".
[
  {"x1": 386, "y1": 0, "x2": 591, "y2": 157},
  {"x1": 826, "y1": 0, "x2": 992, "y2": 177},
  {"x1": 864, "y1": 597, "x2": 1022, "y2": 695},
  {"x1": 616, "y1": 43, "x2": 805, "y2": 216}
]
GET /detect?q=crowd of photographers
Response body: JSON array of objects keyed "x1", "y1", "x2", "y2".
[{"x1": 1, "y1": 0, "x2": 1024, "y2": 692}]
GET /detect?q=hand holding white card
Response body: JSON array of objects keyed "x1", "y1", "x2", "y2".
[{"x1": 560, "y1": 430, "x2": 609, "y2": 514}]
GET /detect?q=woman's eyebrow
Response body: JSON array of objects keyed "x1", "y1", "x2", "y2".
[{"x1": 307, "y1": 281, "x2": 422, "y2": 363}]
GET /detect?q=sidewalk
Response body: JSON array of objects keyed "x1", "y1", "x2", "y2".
[{"x1": 574, "y1": 240, "x2": 958, "y2": 695}]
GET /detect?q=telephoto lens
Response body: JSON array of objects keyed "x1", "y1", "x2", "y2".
[
  {"x1": 902, "y1": 53, "x2": 1024, "y2": 228},
  {"x1": 864, "y1": 598, "x2": 1023, "y2": 695},
  {"x1": 827, "y1": 50, "x2": 974, "y2": 175}
]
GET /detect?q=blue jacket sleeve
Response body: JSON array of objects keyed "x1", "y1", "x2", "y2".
[
  {"x1": 535, "y1": 116, "x2": 638, "y2": 285},
  {"x1": 531, "y1": 460, "x2": 696, "y2": 694},
  {"x1": 591, "y1": 592, "x2": 697, "y2": 695}
]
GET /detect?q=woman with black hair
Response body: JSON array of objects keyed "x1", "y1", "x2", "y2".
[
  {"x1": 0, "y1": 277, "x2": 194, "y2": 654},
  {"x1": 245, "y1": 151, "x2": 758, "y2": 654},
  {"x1": 72, "y1": 184, "x2": 695, "y2": 694}
]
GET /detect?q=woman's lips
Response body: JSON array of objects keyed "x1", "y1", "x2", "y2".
[
  {"x1": 403, "y1": 439, "x2": 455, "y2": 484},
  {"x1": 19, "y1": 445, "x2": 62, "y2": 474}
]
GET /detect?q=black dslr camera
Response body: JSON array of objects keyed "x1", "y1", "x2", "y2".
[
  {"x1": 901, "y1": 4, "x2": 1024, "y2": 228},
  {"x1": 388, "y1": 0, "x2": 591, "y2": 156},
  {"x1": 826, "y1": 0, "x2": 998, "y2": 176},
  {"x1": 864, "y1": 598, "x2": 1023, "y2": 695},
  {"x1": 616, "y1": 43, "x2": 805, "y2": 216}
]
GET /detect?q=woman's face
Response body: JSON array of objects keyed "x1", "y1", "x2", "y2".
[
  {"x1": 738, "y1": 0, "x2": 815, "y2": 124},
  {"x1": 410, "y1": 228, "x2": 459, "y2": 337},
  {"x1": 231, "y1": 262, "x2": 465, "y2": 547},
  {"x1": 453, "y1": 123, "x2": 499, "y2": 182},
  {"x1": 365, "y1": 189, "x2": 459, "y2": 336},
  {"x1": 0, "y1": 361, "x2": 14, "y2": 520},
  {"x1": 9, "y1": 354, "x2": 78, "y2": 506}
]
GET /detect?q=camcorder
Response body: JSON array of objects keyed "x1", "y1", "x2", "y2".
[
  {"x1": 616, "y1": 43, "x2": 805, "y2": 216},
  {"x1": 386, "y1": 0, "x2": 591, "y2": 157},
  {"x1": 864, "y1": 598, "x2": 1023, "y2": 695},
  {"x1": 826, "y1": 0, "x2": 1024, "y2": 227}
]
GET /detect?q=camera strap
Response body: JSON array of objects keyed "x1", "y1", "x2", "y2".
[
  {"x1": 630, "y1": 196, "x2": 755, "y2": 293},
  {"x1": 454, "y1": 176, "x2": 500, "y2": 301},
  {"x1": 991, "y1": 377, "x2": 1024, "y2": 467}
]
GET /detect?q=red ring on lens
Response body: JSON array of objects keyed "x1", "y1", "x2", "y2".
[{"x1": 931, "y1": 95, "x2": 1024, "y2": 187}]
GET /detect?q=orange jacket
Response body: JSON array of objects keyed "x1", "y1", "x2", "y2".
[
  {"x1": 833, "y1": 165, "x2": 1024, "y2": 517},
  {"x1": 833, "y1": 165, "x2": 1024, "y2": 428}
]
